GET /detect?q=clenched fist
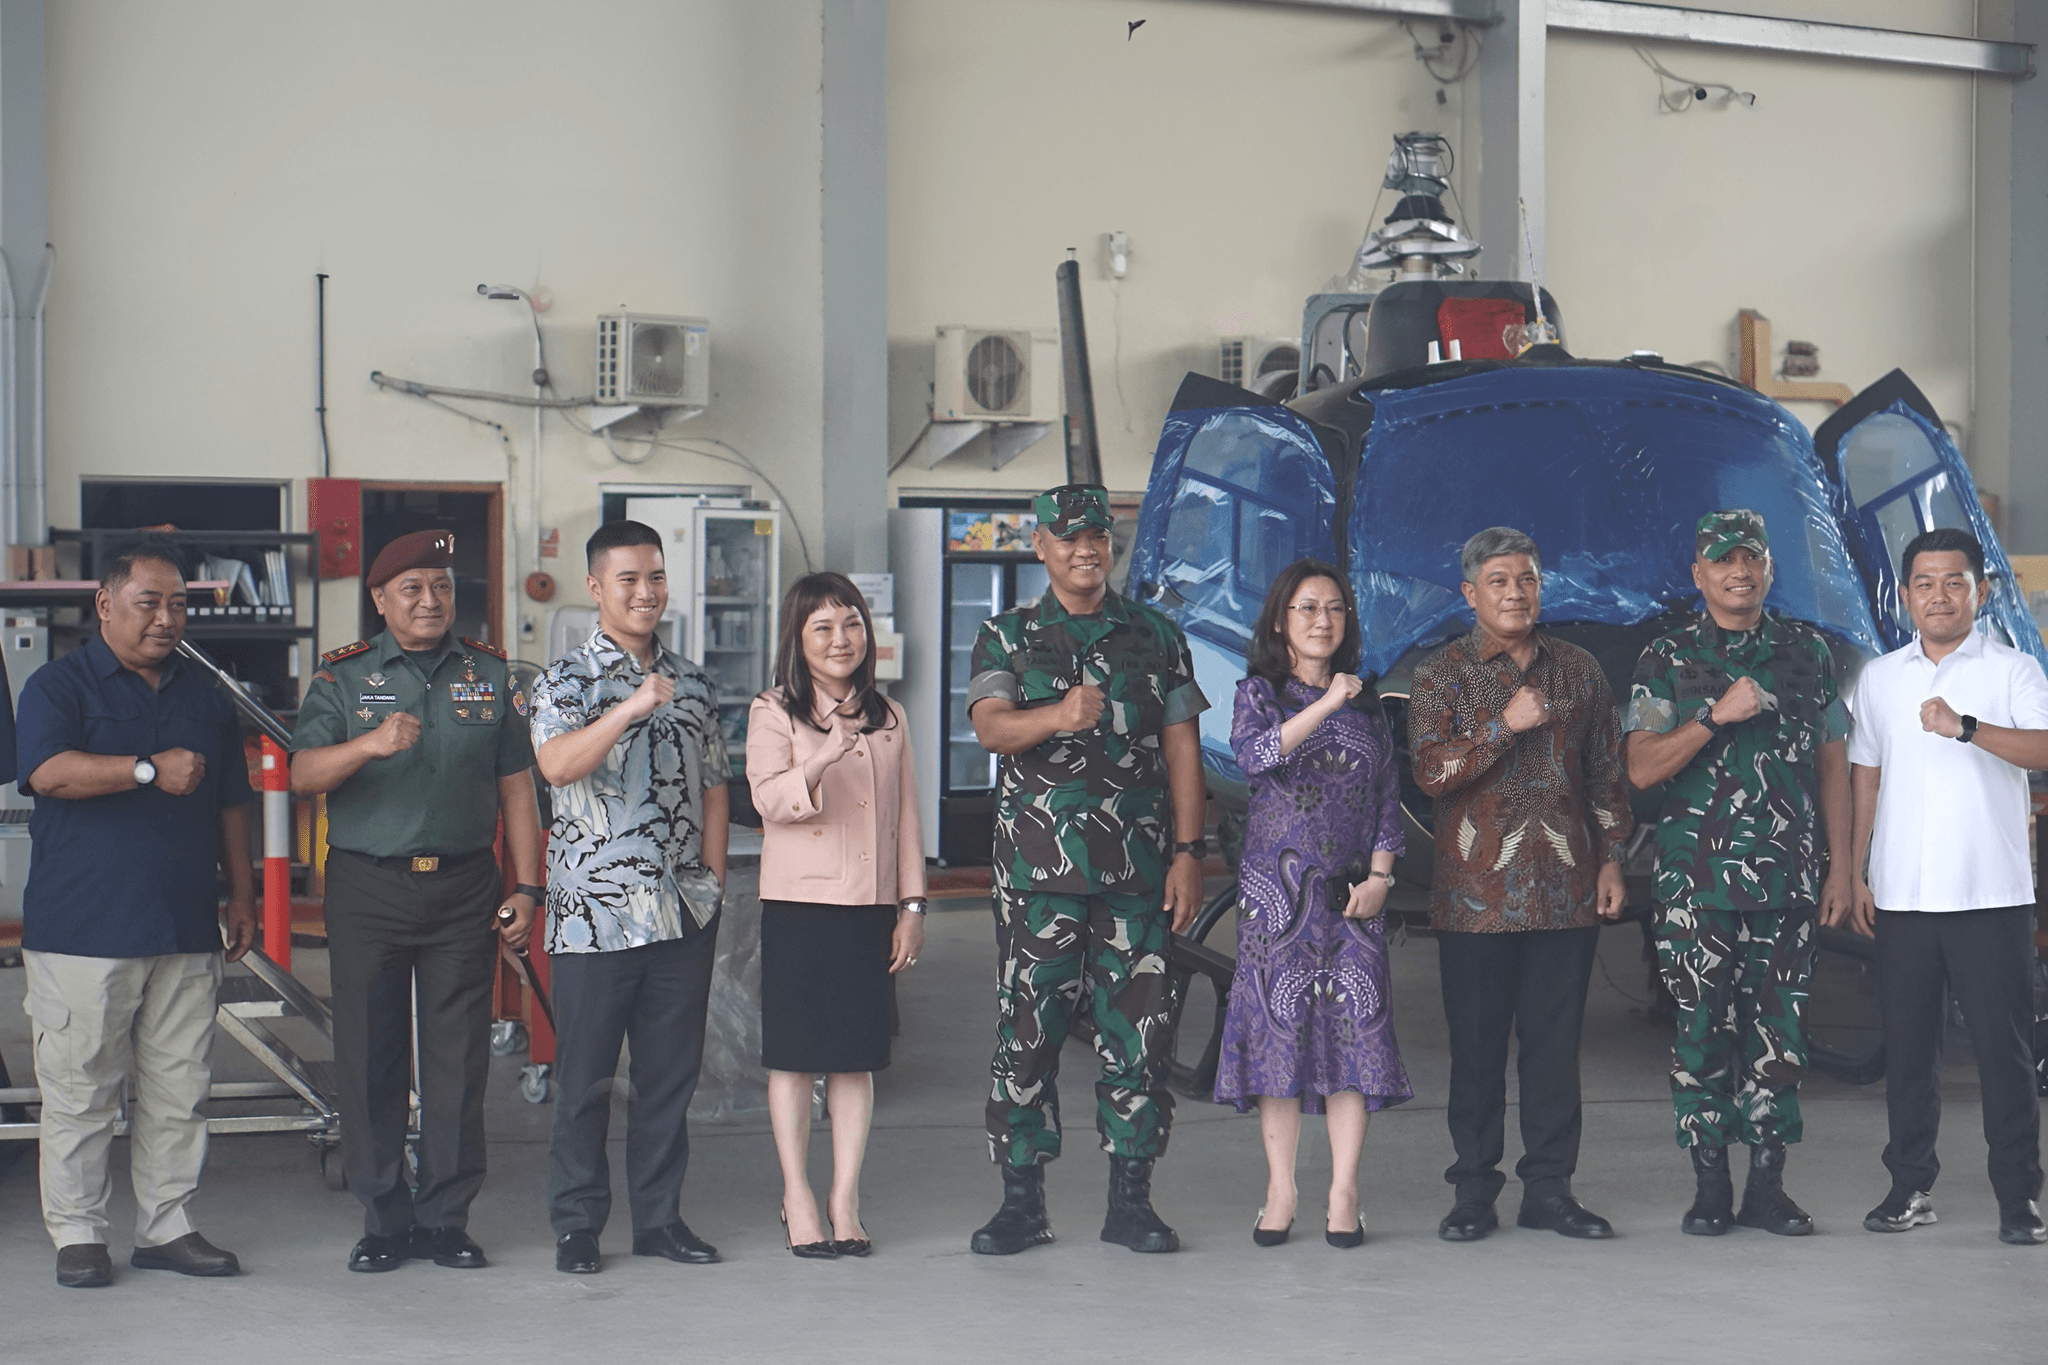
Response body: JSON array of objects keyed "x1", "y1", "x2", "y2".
[
  {"x1": 1319, "y1": 673, "x2": 1366, "y2": 710},
  {"x1": 150, "y1": 748, "x2": 208, "y2": 797},
  {"x1": 1713, "y1": 675, "x2": 1765, "y2": 725},
  {"x1": 620, "y1": 671, "x2": 676, "y2": 721},
  {"x1": 363, "y1": 711, "x2": 422, "y2": 759},
  {"x1": 1502, "y1": 686, "x2": 1551, "y2": 735},
  {"x1": 1057, "y1": 683, "x2": 1106, "y2": 732}
]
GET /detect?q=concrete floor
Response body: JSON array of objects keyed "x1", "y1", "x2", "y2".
[{"x1": 1, "y1": 904, "x2": 2042, "y2": 1365}]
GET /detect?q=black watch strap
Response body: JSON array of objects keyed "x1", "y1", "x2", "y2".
[
  {"x1": 1693, "y1": 703, "x2": 1722, "y2": 736},
  {"x1": 1173, "y1": 839, "x2": 1209, "y2": 860},
  {"x1": 513, "y1": 883, "x2": 546, "y2": 902},
  {"x1": 1957, "y1": 715, "x2": 1979, "y2": 744}
]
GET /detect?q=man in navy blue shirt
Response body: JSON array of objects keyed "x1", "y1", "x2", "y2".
[{"x1": 16, "y1": 543, "x2": 255, "y2": 1289}]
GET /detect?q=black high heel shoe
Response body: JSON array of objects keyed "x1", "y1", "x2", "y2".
[
  {"x1": 832, "y1": 1236, "x2": 873, "y2": 1257},
  {"x1": 1325, "y1": 1209, "x2": 1365, "y2": 1249},
  {"x1": 781, "y1": 1209, "x2": 839, "y2": 1260},
  {"x1": 1252, "y1": 1207, "x2": 1292, "y2": 1248}
]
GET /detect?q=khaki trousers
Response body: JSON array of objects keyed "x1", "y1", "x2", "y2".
[{"x1": 23, "y1": 949, "x2": 222, "y2": 1249}]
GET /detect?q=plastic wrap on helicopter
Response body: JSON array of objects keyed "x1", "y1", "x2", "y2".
[
  {"x1": 1820, "y1": 395, "x2": 2048, "y2": 671},
  {"x1": 1346, "y1": 365, "x2": 1888, "y2": 677},
  {"x1": 1127, "y1": 401, "x2": 1340, "y2": 658}
]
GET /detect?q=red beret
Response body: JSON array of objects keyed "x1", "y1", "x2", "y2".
[{"x1": 366, "y1": 529, "x2": 456, "y2": 589}]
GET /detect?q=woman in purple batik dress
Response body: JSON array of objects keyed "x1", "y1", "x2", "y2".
[{"x1": 1215, "y1": 558, "x2": 1411, "y2": 1250}]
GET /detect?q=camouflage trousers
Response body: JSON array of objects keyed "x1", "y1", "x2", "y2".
[
  {"x1": 1654, "y1": 904, "x2": 1816, "y2": 1148},
  {"x1": 986, "y1": 887, "x2": 1176, "y2": 1165}
]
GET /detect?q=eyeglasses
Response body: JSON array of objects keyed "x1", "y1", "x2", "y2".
[{"x1": 1288, "y1": 603, "x2": 1347, "y2": 620}]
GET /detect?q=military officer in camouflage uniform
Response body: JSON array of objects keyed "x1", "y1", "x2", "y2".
[
  {"x1": 965, "y1": 483, "x2": 1210, "y2": 1256},
  {"x1": 290, "y1": 530, "x2": 546, "y2": 1274},
  {"x1": 1625, "y1": 510, "x2": 1852, "y2": 1238}
]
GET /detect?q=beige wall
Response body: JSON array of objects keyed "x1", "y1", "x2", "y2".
[
  {"x1": 44, "y1": 0, "x2": 825, "y2": 660},
  {"x1": 32, "y1": 0, "x2": 2013, "y2": 657},
  {"x1": 888, "y1": 0, "x2": 1997, "y2": 500}
]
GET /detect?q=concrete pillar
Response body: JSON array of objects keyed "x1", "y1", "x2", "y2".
[
  {"x1": 821, "y1": 0, "x2": 887, "y2": 575},
  {"x1": 0, "y1": 0, "x2": 47, "y2": 549},
  {"x1": 1477, "y1": 0, "x2": 1545, "y2": 284},
  {"x1": 2005, "y1": 0, "x2": 2048, "y2": 551}
]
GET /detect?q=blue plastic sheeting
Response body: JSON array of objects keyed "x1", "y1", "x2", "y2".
[
  {"x1": 1346, "y1": 366, "x2": 1885, "y2": 677},
  {"x1": 1126, "y1": 404, "x2": 1338, "y2": 659},
  {"x1": 1829, "y1": 398, "x2": 2047, "y2": 672}
]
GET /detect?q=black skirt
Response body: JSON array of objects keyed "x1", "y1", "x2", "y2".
[{"x1": 759, "y1": 900, "x2": 896, "y2": 1073}]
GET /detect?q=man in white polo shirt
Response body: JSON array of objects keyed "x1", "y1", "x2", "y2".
[{"x1": 1842, "y1": 527, "x2": 2048, "y2": 1246}]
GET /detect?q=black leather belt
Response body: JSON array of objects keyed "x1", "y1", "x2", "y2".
[{"x1": 334, "y1": 847, "x2": 493, "y2": 874}]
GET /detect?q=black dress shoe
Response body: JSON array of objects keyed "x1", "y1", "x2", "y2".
[
  {"x1": 410, "y1": 1226, "x2": 488, "y2": 1269},
  {"x1": 347, "y1": 1233, "x2": 407, "y2": 1273},
  {"x1": 1998, "y1": 1200, "x2": 2048, "y2": 1245},
  {"x1": 1518, "y1": 1192, "x2": 1615, "y2": 1239},
  {"x1": 634, "y1": 1220, "x2": 720, "y2": 1264},
  {"x1": 56, "y1": 1243, "x2": 113, "y2": 1288},
  {"x1": 131, "y1": 1232, "x2": 240, "y2": 1277},
  {"x1": 832, "y1": 1237, "x2": 873, "y2": 1257},
  {"x1": 1437, "y1": 1200, "x2": 1498, "y2": 1242},
  {"x1": 555, "y1": 1231, "x2": 601, "y2": 1273},
  {"x1": 1325, "y1": 1211, "x2": 1365, "y2": 1250},
  {"x1": 1252, "y1": 1207, "x2": 1292, "y2": 1248}
]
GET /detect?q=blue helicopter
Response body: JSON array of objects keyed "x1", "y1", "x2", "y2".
[{"x1": 1127, "y1": 134, "x2": 2042, "y2": 1092}]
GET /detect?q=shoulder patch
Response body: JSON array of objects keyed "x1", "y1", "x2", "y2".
[
  {"x1": 462, "y1": 636, "x2": 507, "y2": 660},
  {"x1": 311, "y1": 669, "x2": 336, "y2": 684},
  {"x1": 321, "y1": 641, "x2": 372, "y2": 665}
]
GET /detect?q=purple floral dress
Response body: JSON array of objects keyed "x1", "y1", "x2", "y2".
[{"x1": 1213, "y1": 676, "x2": 1412, "y2": 1114}]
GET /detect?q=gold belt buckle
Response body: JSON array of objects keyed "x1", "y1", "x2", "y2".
[{"x1": 411, "y1": 856, "x2": 440, "y2": 873}]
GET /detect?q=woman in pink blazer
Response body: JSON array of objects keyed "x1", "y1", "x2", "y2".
[{"x1": 747, "y1": 572, "x2": 926, "y2": 1260}]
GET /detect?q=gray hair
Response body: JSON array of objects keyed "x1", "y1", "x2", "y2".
[{"x1": 1460, "y1": 527, "x2": 1542, "y2": 584}]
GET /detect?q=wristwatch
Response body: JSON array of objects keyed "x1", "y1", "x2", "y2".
[
  {"x1": 1173, "y1": 839, "x2": 1209, "y2": 860},
  {"x1": 512, "y1": 883, "x2": 546, "y2": 903},
  {"x1": 1692, "y1": 703, "x2": 1722, "y2": 736},
  {"x1": 133, "y1": 757, "x2": 157, "y2": 788},
  {"x1": 1367, "y1": 869, "x2": 1397, "y2": 889},
  {"x1": 899, "y1": 897, "x2": 929, "y2": 916},
  {"x1": 1957, "y1": 714, "x2": 1979, "y2": 745}
]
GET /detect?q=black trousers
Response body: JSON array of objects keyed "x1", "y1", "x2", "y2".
[
  {"x1": 546, "y1": 929, "x2": 718, "y2": 1238},
  {"x1": 1874, "y1": 906, "x2": 2043, "y2": 1209},
  {"x1": 1438, "y1": 925, "x2": 1601, "y2": 1205},
  {"x1": 325, "y1": 849, "x2": 500, "y2": 1237}
]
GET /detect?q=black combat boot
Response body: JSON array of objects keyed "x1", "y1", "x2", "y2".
[
  {"x1": 1682, "y1": 1144, "x2": 1734, "y2": 1236},
  {"x1": 1101, "y1": 1156, "x2": 1179, "y2": 1253},
  {"x1": 970, "y1": 1164, "x2": 1054, "y2": 1256},
  {"x1": 1734, "y1": 1142, "x2": 1813, "y2": 1236}
]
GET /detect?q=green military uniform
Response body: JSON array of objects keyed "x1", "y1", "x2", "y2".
[
  {"x1": 967, "y1": 492, "x2": 1207, "y2": 1166},
  {"x1": 1625, "y1": 514, "x2": 1848, "y2": 1151},
  {"x1": 294, "y1": 623, "x2": 536, "y2": 1240}
]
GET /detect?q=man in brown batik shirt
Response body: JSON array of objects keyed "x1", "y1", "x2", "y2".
[{"x1": 1407, "y1": 527, "x2": 1632, "y2": 1244}]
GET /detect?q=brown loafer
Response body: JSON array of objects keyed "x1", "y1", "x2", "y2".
[
  {"x1": 57, "y1": 1243, "x2": 113, "y2": 1288},
  {"x1": 131, "y1": 1232, "x2": 241, "y2": 1277}
]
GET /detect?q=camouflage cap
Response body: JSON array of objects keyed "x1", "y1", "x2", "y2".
[
  {"x1": 1033, "y1": 483, "x2": 1114, "y2": 538},
  {"x1": 1696, "y1": 509, "x2": 1769, "y2": 561}
]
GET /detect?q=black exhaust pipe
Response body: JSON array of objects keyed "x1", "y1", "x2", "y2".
[{"x1": 1055, "y1": 255, "x2": 1102, "y2": 485}]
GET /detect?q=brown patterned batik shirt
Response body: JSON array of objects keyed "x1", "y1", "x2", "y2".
[{"x1": 1406, "y1": 627, "x2": 1632, "y2": 934}]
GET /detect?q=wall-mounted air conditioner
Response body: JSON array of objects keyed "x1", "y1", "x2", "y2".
[
  {"x1": 1220, "y1": 335, "x2": 1302, "y2": 400},
  {"x1": 933, "y1": 326, "x2": 1060, "y2": 423},
  {"x1": 595, "y1": 313, "x2": 710, "y2": 410}
]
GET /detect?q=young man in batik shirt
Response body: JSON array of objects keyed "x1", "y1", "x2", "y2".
[{"x1": 529, "y1": 520, "x2": 729, "y2": 1275}]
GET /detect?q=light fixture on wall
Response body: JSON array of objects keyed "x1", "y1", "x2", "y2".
[{"x1": 477, "y1": 283, "x2": 550, "y2": 388}]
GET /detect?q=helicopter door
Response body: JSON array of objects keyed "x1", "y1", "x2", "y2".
[
  {"x1": 1128, "y1": 377, "x2": 1340, "y2": 779},
  {"x1": 1813, "y1": 369, "x2": 2044, "y2": 665}
]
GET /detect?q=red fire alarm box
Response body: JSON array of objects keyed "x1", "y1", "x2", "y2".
[{"x1": 308, "y1": 477, "x2": 363, "y2": 579}]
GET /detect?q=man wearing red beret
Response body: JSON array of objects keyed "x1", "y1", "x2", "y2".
[{"x1": 289, "y1": 529, "x2": 545, "y2": 1273}]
